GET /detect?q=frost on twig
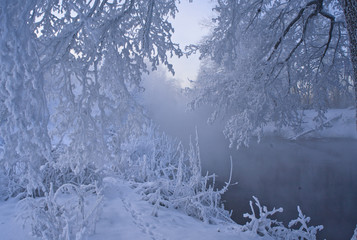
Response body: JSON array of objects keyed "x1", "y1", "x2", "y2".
[
  {"x1": 242, "y1": 196, "x2": 323, "y2": 240},
  {"x1": 286, "y1": 206, "x2": 323, "y2": 240},
  {"x1": 242, "y1": 196, "x2": 283, "y2": 236}
]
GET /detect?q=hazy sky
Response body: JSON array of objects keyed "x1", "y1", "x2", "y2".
[{"x1": 167, "y1": 1, "x2": 216, "y2": 88}]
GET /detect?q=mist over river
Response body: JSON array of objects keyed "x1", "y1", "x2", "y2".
[{"x1": 203, "y1": 137, "x2": 357, "y2": 240}]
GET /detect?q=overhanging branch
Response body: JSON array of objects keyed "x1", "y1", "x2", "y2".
[{"x1": 267, "y1": 0, "x2": 318, "y2": 61}]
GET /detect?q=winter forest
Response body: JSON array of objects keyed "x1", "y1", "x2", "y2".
[{"x1": 0, "y1": 0, "x2": 357, "y2": 239}]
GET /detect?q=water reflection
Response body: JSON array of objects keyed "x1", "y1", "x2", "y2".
[{"x1": 203, "y1": 137, "x2": 357, "y2": 240}]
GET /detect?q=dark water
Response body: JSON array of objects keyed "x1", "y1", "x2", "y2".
[{"x1": 202, "y1": 137, "x2": 357, "y2": 240}]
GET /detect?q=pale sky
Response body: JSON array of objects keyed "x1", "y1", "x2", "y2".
[{"x1": 167, "y1": 1, "x2": 216, "y2": 88}]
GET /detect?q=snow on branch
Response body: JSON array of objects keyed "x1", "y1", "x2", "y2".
[
  {"x1": 242, "y1": 196, "x2": 323, "y2": 240},
  {"x1": 191, "y1": 0, "x2": 353, "y2": 149}
]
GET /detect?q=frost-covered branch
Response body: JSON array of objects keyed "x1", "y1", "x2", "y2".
[
  {"x1": 191, "y1": 0, "x2": 354, "y2": 148},
  {"x1": 242, "y1": 197, "x2": 323, "y2": 239}
]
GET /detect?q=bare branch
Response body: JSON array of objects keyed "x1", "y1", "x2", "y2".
[
  {"x1": 319, "y1": 10, "x2": 335, "y2": 62},
  {"x1": 285, "y1": 11, "x2": 317, "y2": 62},
  {"x1": 143, "y1": 0, "x2": 155, "y2": 51},
  {"x1": 268, "y1": 1, "x2": 318, "y2": 61},
  {"x1": 245, "y1": 0, "x2": 264, "y2": 31}
]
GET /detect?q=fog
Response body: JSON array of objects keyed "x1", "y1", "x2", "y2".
[{"x1": 139, "y1": 72, "x2": 357, "y2": 240}]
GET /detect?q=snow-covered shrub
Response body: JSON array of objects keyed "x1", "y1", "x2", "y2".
[
  {"x1": 18, "y1": 182, "x2": 103, "y2": 240},
  {"x1": 39, "y1": 160, "x2": 102, "y2": 197},
  {"x1": 284, "y1": 206, "x2": 324, "y2": 239},
  {"x1": 242, "y1": 196, "x2": 323, "y2": 239},
  {"x1": 0, "y1": 162, "x2": 27, "y2": 200},
  {"x1": 120, "y1": 124, "x2": 233, "y2": 224},
  {"x1": 119, "y1": 122, "x2": 177, "y2": 182},
  {"x1": 0, "y1": 147, "x2": 103, "y2": 200},
  {"x1": 242, "y1": 196, "x2": 284, "y2": 236}
]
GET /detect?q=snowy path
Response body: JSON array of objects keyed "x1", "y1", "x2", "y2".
[{"x1": 89, "y1": 177, "x2": 264, "y2": 240}]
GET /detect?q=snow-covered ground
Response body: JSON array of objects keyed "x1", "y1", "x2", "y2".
[
  {"x1": 0, "y1": 198, "x2": 35, "y2": 240},
  {"x1": 0, "y1": 177, "x2": 266, "y2": 240}
]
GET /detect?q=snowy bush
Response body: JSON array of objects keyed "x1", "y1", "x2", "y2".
[
  {"x1": 242, "y1": 196, "x2": 284, "y2": 236},
  {"x1": 242, "y1": 196, "x2": 323, "y2": 240},
  {"x1": 0, "y1": 162, "x2": 28, "y2": 200},
  {"x1": 120, "y1": 124, "x2": 233, "y2": 224},
  {"x1": 18, "y1": 182, "x2": 103, "y2": 240},
  {"x1": 40, "y1": 161, "x2": 103, "y2": 196},
  {"x1": 0, "y1": 150, "x2": 103, "y2": 200},
  {"x1": 119, "y1": 122, "x2": 177, "y2": 182}
]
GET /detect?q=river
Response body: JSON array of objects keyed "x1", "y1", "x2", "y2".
[{"x1": 201, "y1": 137, "x2": 357, "y2": 240}]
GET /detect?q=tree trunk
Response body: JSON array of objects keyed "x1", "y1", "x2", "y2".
[{"x1": 340, "y1": 0, "x2": 357, "y2": 130}]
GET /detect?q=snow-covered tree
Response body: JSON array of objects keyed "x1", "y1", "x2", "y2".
[
  {"x1": 190, "y1": 0, "x2": 356, "y2": 148},
  {"x1": 0, "y1": 0, "x2": 52, "y2": 197},
  {"x1": 0, "y1": 0, "x2": 183, "y2": 198}
]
